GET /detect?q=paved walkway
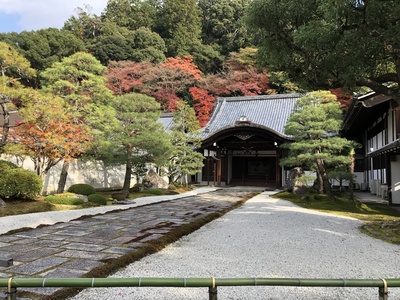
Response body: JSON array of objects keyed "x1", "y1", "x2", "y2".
[
  {"x1": 353, "y1": 191, "x2": 390, "y2": 205},
  {"x1": 0, "y1": 187, "x2": 218, "y2": 235},
  {"x1": 0, "y1": 187, "x2": 261, "y2": 299}
]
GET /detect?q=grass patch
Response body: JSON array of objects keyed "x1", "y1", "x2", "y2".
[
  {"x1": 0, "y1": 198, "x2": 55, "y2": 217},
  {"x1": 0, "y1": 187, "x2": 194, "y2": 217},
  {"x1": 45, "y1": 193, "x2": 85, "y2": 205},
  {"x1": 271, "y1": 191, "x2": 400, "y2": 245}
]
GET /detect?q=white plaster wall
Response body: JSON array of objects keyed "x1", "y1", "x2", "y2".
[
  {"x1": 391, "y1": 155, "x2": 400, "y2": 205},
  {"x1": 3, "y1": 156, "x2": 128, "y2": 194}
]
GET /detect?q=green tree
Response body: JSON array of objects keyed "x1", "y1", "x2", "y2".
[
  {"x1": 90, "y1": 26, "x2": 166, "y2": 65},
  {"x1": 0, "y1": 29, "x2": 86, "y2": 72},
  {"x1": 199, "y1": 0, "x2": 251, "y2": 55},
  {"x1": 157, "y1": 0, "x2": 203, "y2": 57},
  {"x1": 40, "y1": 52, "x2": 117, "y2": 192},
  {"x1": 102, "y1": 0, "x2": 161, "y2": 31},
  {"x1": 107, "y1": 93, "x2": 172, "y2": 191},
  {"x1": 246, "y1": 0, "x2": 400, "y2": 97},
  {"x1": 129, "y1": 27, "x2": 166, "y2": 63},
  {"x1": 63, "y1": 5, "x2": 102, "y2": 44},
  {"x1": 90, "y1": 34, "x2": 132, "y2": 64},
  {"x1": 0, "y1": 42, "x2": 36, "y2": 153},
  {"x1": 166, "y1": 102, "x2": 204, "y2": 186},
  {"x1": 35, "y1": 28, "x2": 86, "y2": 69},
  {"x1": 280, "y1": 91, "x2": 355, "y2": 199}
]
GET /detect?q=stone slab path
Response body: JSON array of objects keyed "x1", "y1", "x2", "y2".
[{"x1": 0, "y1": 188, "x2": 260, "y2": 299}]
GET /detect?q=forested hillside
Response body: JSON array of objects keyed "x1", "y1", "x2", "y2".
[
  {"x1": 1, "y1": 0, "x2": 398, "y2": 129},
  {"x1": 0, "y1": 0, "x2": 292, "y2": 126}
]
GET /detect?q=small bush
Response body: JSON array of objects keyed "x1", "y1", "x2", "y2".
[
  {"x1": 67, "y1": 184, "x2": 96, "y2": 196},
  {"x1": 45, "y1": 194, "x2": 84, "y2": 205},
  {"x1": 0, "y1": 160, "x2": 18, "y2": 171},
  {"x1": 141, "y1": 188, "x2": 164, "y2": 196},
  {"x1": 88, "y1": 193, "x2": 107, "y2": 205},
  {"x1": 168, "y1": 184, "x2": 177, "y2": 190},
  {"x1": 0, "y1": 167, "x2": 42, "y2": 199}
]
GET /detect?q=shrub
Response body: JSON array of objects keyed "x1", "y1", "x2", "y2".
[
  {"x1": 88, "y1": 193, "x2": 107, "y2": 205},
  {"x1": 67, "y1": 183, "x2": 96, "y2": 196},
  {"x1": 141, "y1": 188, "x2": 164, "y2": 196},
  {"x1": 168, "y1": 184, "x2": 177, "y2": 190},
  {"x1": 0, "y1": 160, "x2": 18, "y2": 171},
  {"x1": 0, "y1": 167, "x2": 42, "y2": 199},
  {"x1": 45, "y1": 194, "x2": 84, "y2": 205}
]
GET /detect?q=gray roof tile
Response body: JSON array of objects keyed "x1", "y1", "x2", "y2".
[
  {"x1": 202, "y1": 94, "x2": 302, "y2": 139},
  {"x1": 158, "y1": 113, "x2": 174, "y2": 132}
]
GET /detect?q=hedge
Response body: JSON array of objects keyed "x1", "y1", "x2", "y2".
[
  {"x1": 0, "y1": 167, "x2": 42, "y2": 199},
  {"x1": 88, "y1": 193, "x2": 107, "y2": 205},
  {"x1": 67, "y1": 184, "x2": 96, "y2": 196}
]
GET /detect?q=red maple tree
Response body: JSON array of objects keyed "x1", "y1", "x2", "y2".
[
  {"x1": 330, "y1": 88, "x2": 353, "y2": 110},
  {"x1": 106, "y1": 61, "x2": 150, "y2": 95},
  {"x1": 105, "y1": 51, "x2": 272, "y2": 126},
  {"x1": 189, "y1": 87, "x2": 216, "y2": 126},
  {"x1": 161, "y1": 56, "x2": 202, "y2": 81}
]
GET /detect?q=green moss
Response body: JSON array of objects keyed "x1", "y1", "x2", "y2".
[
  {"x1": 45, "y1": 194, "x2": 84, "y2": 205},
  {"x1": 141, "y1": 188, "x2": 164, "y2": 196}
]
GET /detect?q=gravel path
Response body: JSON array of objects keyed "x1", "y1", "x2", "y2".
[{"x1": 71, "y1": 191, "x2": 400, "y2": 300}]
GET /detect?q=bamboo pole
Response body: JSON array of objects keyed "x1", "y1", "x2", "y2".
[{"x1": 1, "y1": 277, "x2": 400, "y2": 289}]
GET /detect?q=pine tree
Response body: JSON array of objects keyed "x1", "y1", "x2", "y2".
[
  {"x1": 281, "y1": 91, "x2": 356, "y2": 199},
  {"x1": 166, "y1": 102, "x2": 204, "y2": 186},
  {"x1": 108, "y1": 93, "x2": 172, "y2": 191},
  {"x1": 40, "y1": 52, "x2": 118, "y2": 192}
]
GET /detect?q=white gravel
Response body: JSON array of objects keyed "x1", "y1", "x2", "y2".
[{"x1": 70, "y1": 191, "x2": 400, "y2": 300}]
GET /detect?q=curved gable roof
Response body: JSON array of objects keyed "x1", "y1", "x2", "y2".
[
  {"x1": 202, "y1": 93, "x2": 302, "y2": 140},
  {"x1": 158, "y1": 113, "x2": 174, "y2": 133}
]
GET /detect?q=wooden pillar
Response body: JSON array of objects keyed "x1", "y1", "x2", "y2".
[
  {"x1": 216, "y1": 148, "x2": 222, "y2": 186},
  {"x1": 386, "y1": 153, "x2": 392, "y2": 205},
  {"x1": 276, "y1": 148, "x2": 282, "y2": 188}
]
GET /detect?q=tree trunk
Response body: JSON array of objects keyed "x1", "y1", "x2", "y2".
[
  {"x1": 323, "y1": 176, "x2": 334, "y2": 200},
  {"x1": 57, "y1": 160, "x2": 70, "y2": 193},
  {"x1": 349, "y1": 149, "x2": 355, "y2": 200},
  {"x1": 316, "y1": 170, "x2": 324, "y2": 194},
  {"x1": 123, "y1": 162, "x2": 132, "y2": 191},
  {"x1": 123, "y1": 146, "x2": 133, "y2": 191},
  {"x1": 0, "y1": 102, "x2": 10, "y2": 154},
  {"x1": 316, "y1": 158, "x2": 334, "y2": 200}
]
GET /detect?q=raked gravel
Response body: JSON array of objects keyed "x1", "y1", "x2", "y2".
[{"x1": 70, "y1": 191, "x2": 400, "y2": 300}]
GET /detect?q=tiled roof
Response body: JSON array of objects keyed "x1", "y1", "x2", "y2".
[
  {"x1": 202, "y1": 93, "x2": 302, "y2": 139},
  {"x1": 158, "y1": 113, "x2": 174, "y2": 132},
  {"x1": 0, "y1": 106, "x2": 22, "y2": 127}
]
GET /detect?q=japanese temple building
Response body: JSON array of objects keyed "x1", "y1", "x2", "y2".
[{"x1": 197, "y1": 93, "x2": 302, "y2": 188}]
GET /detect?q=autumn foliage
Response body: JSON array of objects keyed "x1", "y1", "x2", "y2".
[
  {"x1": 189, "y1": 87, "x2": 216, "y2": 126},
  {"x1": 106, "y1": 51, "x2": 272, "y2": 125},
  {"x1": 330, "y1": 88, "x2": 353, "y2": 110},
  {"x1": 11, "y1": 95, "x2": 92, "y2": 177}
]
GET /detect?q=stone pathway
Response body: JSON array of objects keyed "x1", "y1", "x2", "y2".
[{"x1": 0, "y1": 188, "x2": 259, "y2": 299}]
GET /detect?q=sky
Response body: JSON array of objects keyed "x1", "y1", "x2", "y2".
[{"x1": 0, "y1": 0, "x2": 109, "y2": 33}]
